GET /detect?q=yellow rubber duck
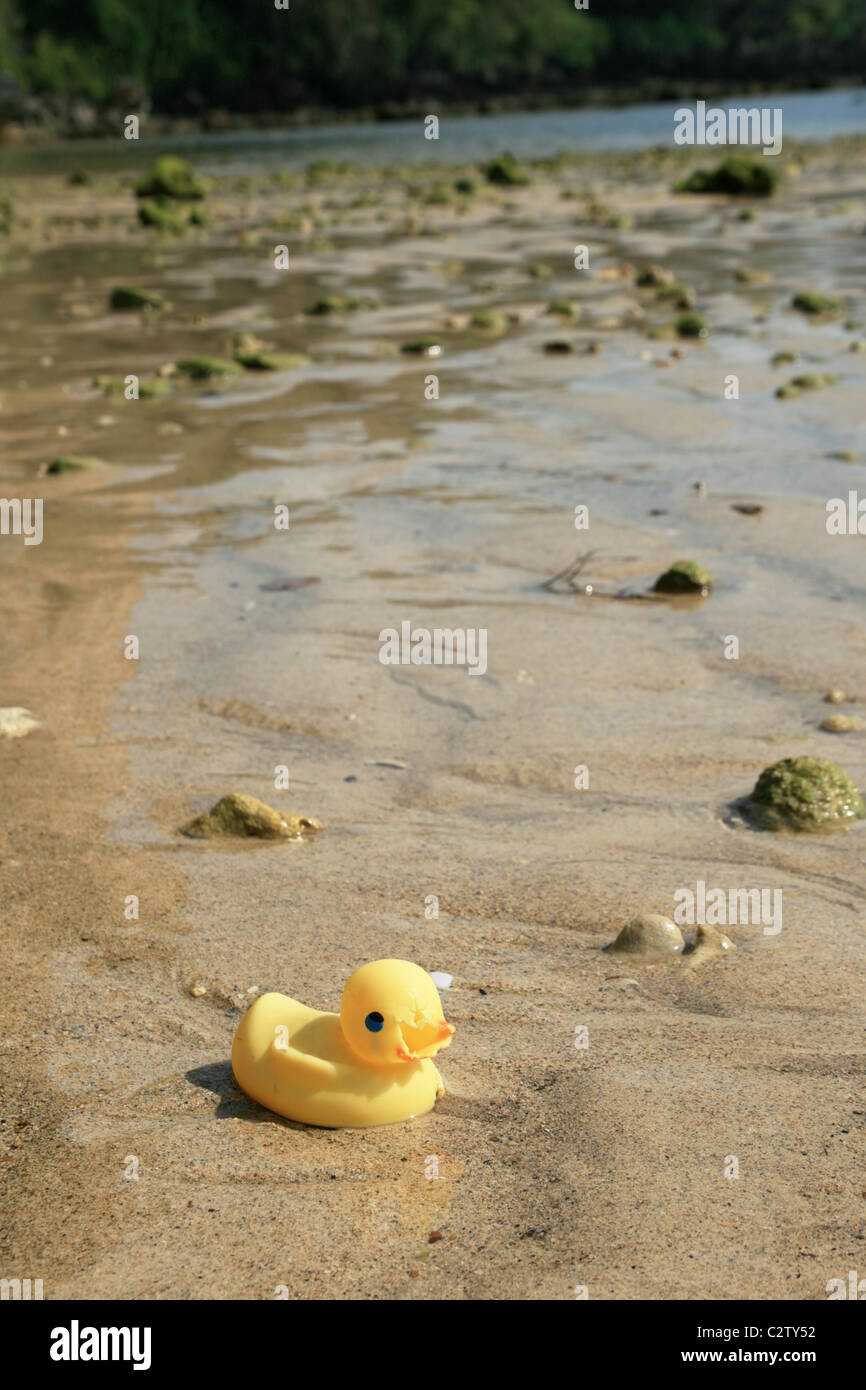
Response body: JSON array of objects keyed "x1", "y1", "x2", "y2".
[{"x1": 231, "y1": 959, "x2": 456, "y2": 1128}]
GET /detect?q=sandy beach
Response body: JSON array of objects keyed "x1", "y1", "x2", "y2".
[{"x1": 1, "y1": 133, "x2": 865, "y2": 1300}]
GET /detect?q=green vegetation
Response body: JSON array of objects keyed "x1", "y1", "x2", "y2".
[
  {"x1": 791, "y1": 290, "x2": 845, "y2": 315},
  {"x1": 1, "y1": 3, "x2": 863, "y2": 113},
  {"x1": 747, "y1": 756, "x2": 865, "y2": 831},
  {"x1": 775, "y1": 373, "x2": 838, "y2": 398},
  {"x1": 109, "y1": 285, "x2": 164, "y2": 310},
  {"x1": 482, "y1": 153, "x2": 529, "y2": 187},
  {"x1": 176, "y1": 357, "x2": 243, "y2": 380},
  {"x1": 653, "y1": 559, "x2": 713, "y2": 594},
  {"x1": 675, "y1": 156, "x2": 779, "y2": 197},
  {"x1": 674, "y1": 311, "x2": 709, "y2": 338}
]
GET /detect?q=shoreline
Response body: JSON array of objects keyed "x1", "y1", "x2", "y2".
[{"x1": 2, "y1": 77, "x2": 864, "y2": 147}]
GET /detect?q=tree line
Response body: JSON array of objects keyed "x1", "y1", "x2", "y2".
[{"x1": 1, "y1": 0, "x2": 863, "y2": 114}]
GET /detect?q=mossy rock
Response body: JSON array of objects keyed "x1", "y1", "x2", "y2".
[
  {"x1": 675, "y1": 311, "x2": 709, "y2": 338},
  {"x1": 138, "y1": 201, "x2": 186, "y2": 232},
  {"x1": 470, "y1": 309, "x2": 508, "y2": 334},
  {"x1": 135, "y1": 156, "x2": 205, "y2": 202},
  {"x1": 674, "y1": 156, "x2": 779, "y2": 197},
  {"x1": 93, "y1": 375, "x2": 172, "y2": 398},
  {"x1": 775, "y1": 373, "x2": 837, "y2": 399},
  {"x1": 746, "y1": 756, "x2": 865, "y2": 831},
  {"x1": 482, "y1": 152, "x2": 530, "y2": 187},
  {"x1": 527, "y1": 261, "x2": 553, "y2": 279},
  {"x1": 656, "y1": 283, "x2": 696, "y2": 309},
  {"x1": 47, "y1": 455, "x2": 100, "y2": 474},
  {"x1": 0, "y1": 197, "x2": 14, "y2": 235},
  {"x1": 400, "y1": 337, "x2": 442, "y2": 356},
  {"x1": 109, "y1": 285, "x2": 164, "y2": 311},
  {"x1": 303, "y1": 294, "x2": 371, "y2": 315},
  {"x1": 235, "y1": 350, "x2": 310, "y2": 370},
  {"x1": 543, "y1": 340, "x2": 574, "y2": 354},
  {"x1": 771, "y1": 350, "x2": 798, "y2": 367},
  {"x1": 636, "y1": 266, "x2": 675, "y2": 288},
  {"x1": 176, "y1": 357, "x2": 243, "y2": 381},
  {"x1": 180, "y1": 792, "x2": 323, "y2": 840},
  {"x1": 791, "y1": 290, "x2": 844, "y2": 316},
  {"x1": 547, "y1": 299, "x2": 577, "y2": 318},
  {"x1": 654, "y1": 559, "x2": 713, "y2": 594}
]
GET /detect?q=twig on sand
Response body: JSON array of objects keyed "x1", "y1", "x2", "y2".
[{"x1": 541, "y1": 549, "x2": 598, "y2": 593}]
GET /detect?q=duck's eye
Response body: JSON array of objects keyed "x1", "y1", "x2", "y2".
[{"x1": 364, "y1": 1011, "x2": 384, "y2": 1033}]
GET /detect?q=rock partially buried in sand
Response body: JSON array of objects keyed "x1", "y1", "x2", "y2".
[
  {"x1": 820, "y1": 714, "x2": 864, "y2": 733},
  {"x1": 608, "y1": 913, "x2": 684, "y2": 961},
  {"x1": 109, "y1": 285, "x2": 164, "y2": 311},
  {"x1": 685, "y1": 922, "x2": 735, "y2": 967},
  {"x1": 47, "y1": 455, "x2": 101, "y2": 474},
  {"x1": 746, "y1": 756, "x2": 865, "y2": 832},
  {"x1": 180, "y1": 793, "x2": 323, "y2": 841},
  {"x1": 653, "y1": 559, "x2": 713, "y2": 596},
  {"x1": 0, "y1": 707, "x2": 40, "y2": 738}
]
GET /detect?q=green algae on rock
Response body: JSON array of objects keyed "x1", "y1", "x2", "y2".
[
  {"x1": 135, "y1": 156, "x2": 205, "y2": 202},
  {"x1": 94, "y1": 375, "x2": 171, "y2": 398},
  {"x1": 547, "y1": 299, "x2": 578, "y2": 318},
  {"x1": 771, "y1": 350, "x2": 798, "y2": 367},
  {"x1": 482, "y1": 152, "x2": 529, "y2": 187},
  {"x1": 180, "y1": 792, "x2": 323, "y2": 841},
  {"x1": 775, "y1": 373, "x2": 837, "y2": 399},
  {"x1": 176, "y1": 357, "x2": 243, "y2": 380},
  {"x1": 235, "y1": 350, "x2": 310, "y2": 370},
  {"x1": 303, "y1": 294, "x2": 372, "y2": 316},
  {"x1": 109, "y1": 285, "x2": 164, "y2": 311},
  {"x1": 470, "y1": 309, "x2": 508, "y2": 334},
  {"x1": 653, "y1": 559, "x2": 713, "y2": 595},
  {"x1": 791, "y1": 290, "x2": 844, "y2": 316},
  {"x1": 47, "y1": 455, "x2": 100, "y2": 474},
  {"x1": 674, "y1": 156, "x2": 778, "y2": 197},
  {"x1": 674, "y1": 311, "x2": 709, "y2": 338},
  {"x1": 400, "y1": 337, "x2": 442, "y2": 356},
  {"x1": 608, "y1": 913, "x2": 684, "y2": 961},
  {"x1": 747, "y1": 756, "x2": 865, "y2": 832},
  {"x1": 138, "y1": 201, "x2": 186, "y2": 232},
  {"x1": 543, "y1": 340, "x2": 574, "y2": 354}
]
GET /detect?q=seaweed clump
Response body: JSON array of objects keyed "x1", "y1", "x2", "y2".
[
  {"x1": 675, "y1": 156, "x2": 778, "y2": 197},
  {"x1": 746, "y1": 756, "x2": 865, "y2": 832},
  {"x1": 653, "y1": 559, "x2": 713, "y2": 595}
]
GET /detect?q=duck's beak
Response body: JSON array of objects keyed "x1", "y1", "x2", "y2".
[{"x1": 396, "y1": 1017, "x2": 455, "y2": 1061}]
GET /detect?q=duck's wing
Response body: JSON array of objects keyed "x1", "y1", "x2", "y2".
[{"x1": 268, "y1": 1011, "x2": 344, "y2": 1089}]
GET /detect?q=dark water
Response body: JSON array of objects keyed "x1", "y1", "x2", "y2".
[{"x1": 1, "y1": 86, "x2": 865, "y2": 179}]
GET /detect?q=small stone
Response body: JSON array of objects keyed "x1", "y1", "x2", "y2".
[
  {"x1": 189, "y1": 984, "x2": 207, "y2": 998},
  {"x1": 824, "y1": 689, "x2": 846, "y2": 704},
  {"x1": 686, "y1": 923, "x2": 735, "y2": 966},
  {"x1": 607, "y1": 913, "x2": 684, "y2": 961},
  {"x1": 0, "y1": 707, "x2": 40, "y2": 739},
  {"x1": 821, "y1": 714, "x2": 864, "y2": 733},
  {"x1": 428, "y1": 1231, "x2": 443, "y2": 1243},
  {"x1": 180, "y1": 792, "x2": 323, "y2": 840},
  {"x1": 109, "y1": 285, "x2": 164, "y2": 311}
]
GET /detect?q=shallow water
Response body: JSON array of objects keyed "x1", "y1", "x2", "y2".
[{"x1": 1, "y1": 86, "x2": 865, "y2": 179}]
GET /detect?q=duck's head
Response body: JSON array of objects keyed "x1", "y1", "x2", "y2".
[{"x1": 340, "y1": 959, "x2": 455, "y2": 1068}]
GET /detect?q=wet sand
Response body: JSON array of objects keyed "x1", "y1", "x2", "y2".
[{"x1": 1, "y1": 138, "x2": 865, "y2": 1299}]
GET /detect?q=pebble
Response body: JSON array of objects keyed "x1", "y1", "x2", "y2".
[
  {"x1": 821, "y1": 714, "x2": 864, "y2": 733},
  {"x1": 824, "y1": 689, "x2": 846, "y2": 704}
]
